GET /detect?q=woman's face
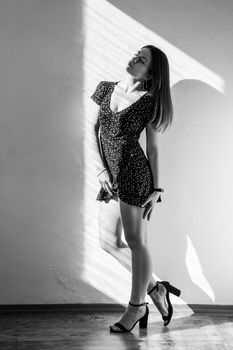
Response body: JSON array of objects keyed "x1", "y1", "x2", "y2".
[{"x1": 126, "y1": 48, "x2": 152, "y2": 80}]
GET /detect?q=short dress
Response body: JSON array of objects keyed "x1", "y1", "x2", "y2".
[{"x1": 90, "y1": 80, "x2": 162, "y2": 207}]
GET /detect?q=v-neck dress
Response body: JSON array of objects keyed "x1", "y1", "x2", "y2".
[{"x1": 90, "y1": 80, "x2": 161, "y2": 207}]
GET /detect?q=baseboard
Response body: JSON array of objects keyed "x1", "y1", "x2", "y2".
[{"x1": 0, "y1": 303, "x2": 232, "y2": 314}]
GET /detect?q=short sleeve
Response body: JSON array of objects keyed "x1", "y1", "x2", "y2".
[
  {"x1": 146, "y1": 97, "x2": 155, "y2": 124},
  {"x1": 90, "y1": 81, "x2": 107, "y2": 106}
]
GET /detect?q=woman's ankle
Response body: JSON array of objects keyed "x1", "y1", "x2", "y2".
[
  {"x1": 129, "y1": 300, "x2": 145, "y2": 305},
  {"x1": 147, "y1": 280, "x2": 157, "y2": 293}
]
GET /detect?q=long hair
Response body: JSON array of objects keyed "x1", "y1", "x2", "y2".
[{"x1": 141, "y1": 45, "x2": 173, "y2": 133}]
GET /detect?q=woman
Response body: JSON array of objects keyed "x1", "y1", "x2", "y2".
[{"x1": 90, "y1": 45, "x2": 181, "y2": 332}]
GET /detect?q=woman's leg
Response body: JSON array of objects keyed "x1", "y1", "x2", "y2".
[
  {"x1": 118, "y1": 198, "x2": 153, "y2": 304},
  {"x1": 99, "y1": 198, "x2": 169, "y2": 328},
  {"x1": 98, "y1": 198, "x2": 158, "y2": 289},
  {"x1": 98, "y1": 198, "x2": 126, "y2": 249},
  {"x1": 109, "y1": 197, "x2": 155, "y2": 331}
]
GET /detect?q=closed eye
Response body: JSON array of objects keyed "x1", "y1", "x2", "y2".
[{"x1": 133, "y1": 51, "x2": 146, "y2": 64}]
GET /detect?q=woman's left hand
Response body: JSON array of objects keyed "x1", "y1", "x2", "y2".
[{"x1": 141, "y1": 191, "x2": 161, "y2": 220}]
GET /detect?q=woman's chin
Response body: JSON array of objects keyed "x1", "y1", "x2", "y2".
[{"x1": 126, "y1": 65, "x2": 134, "y2": 74}]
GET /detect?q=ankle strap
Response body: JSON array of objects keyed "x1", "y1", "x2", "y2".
[
  {"x1": 147, "y1": 281, "x2": 159, "y2": 295},
  {"x1": 129, "y1": 301, "x2": 149, "y2": 307}
]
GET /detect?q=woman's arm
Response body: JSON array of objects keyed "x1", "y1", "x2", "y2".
[
  {"x1": 89, "y1": 100, "x2": 107, "y2": 175},
  {"x1": 145, "y1": 123, "x2": 160, "y2": 187}
]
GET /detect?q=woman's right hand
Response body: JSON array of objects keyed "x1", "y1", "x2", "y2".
[{"x1": 97, "y1": 169, "x2": 113, "y2": 195}]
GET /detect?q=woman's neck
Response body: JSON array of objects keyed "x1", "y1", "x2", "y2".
[{"x1": 118, "y1": 75, "x2": 144, "y2": 94}]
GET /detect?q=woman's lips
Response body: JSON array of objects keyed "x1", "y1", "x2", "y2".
[{"x1": 128, "y1": 62, "x2": 133, "y2": 67}]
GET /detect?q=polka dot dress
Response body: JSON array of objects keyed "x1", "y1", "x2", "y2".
[{"x1": 90, "y1": 80, "x2": 161, "y2": 207}]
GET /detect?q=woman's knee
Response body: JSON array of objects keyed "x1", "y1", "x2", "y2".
[{"x1": 124, "y1": 234, "x2": 145, "y2": 249}]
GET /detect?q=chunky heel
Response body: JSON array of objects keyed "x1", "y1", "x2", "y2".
[
  {"x1": 139, "y1": 304, "x2": 149, "y2": 328},
  {"x1": 110, "y1": 301, "x2": 149, "y2": 333},
  {"x1": 168, "y1": 283, "x2": 181, "y2": 297}
]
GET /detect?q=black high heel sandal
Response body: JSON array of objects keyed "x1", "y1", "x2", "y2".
[
  {"x1": 147, "y1": 281, "x2": 181, "y2": 326},
  {"x1": 109, "y1": 301, "x2": 149, "y2": 333}
]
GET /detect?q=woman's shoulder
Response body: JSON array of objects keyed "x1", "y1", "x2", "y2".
[
  {"x1": 146, "y1": 91, "x2": 154, "y2": 97},
  {"x1": 90, "y1": 80, "x2": 113, "y2": 105},
  {"x1": 99, "y1": 80, "x2": 115, "y2": 87},
  {"x1": 96, "y1": 80, "x2": 114, "y2": 93},
  {"x1": 145, "y1": 93, "x2": 155, "y2": 104},
  {"x1": 144, "y1": 93, "x2": 155, "y2": 113}
]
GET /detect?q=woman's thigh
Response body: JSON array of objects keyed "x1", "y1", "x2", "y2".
[
  {"x1": 118, "y1": 198, "x2": 148, "y2": 247},
  {"x1": 98, "y1": 197, "x2": 122, "y2": 247}
]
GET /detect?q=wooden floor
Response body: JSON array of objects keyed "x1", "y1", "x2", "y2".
[{"x1": 0, "y1": 308, "x2": 233, "y2": 349}]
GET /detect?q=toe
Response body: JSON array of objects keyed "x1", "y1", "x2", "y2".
[{"x1": 110, "y1": 325, "x2": 122, "y2": 332}]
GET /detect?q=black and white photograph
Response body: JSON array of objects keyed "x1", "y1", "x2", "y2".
[{"x1": 0, "y1": 0, "x2": 233, "y2": 349}]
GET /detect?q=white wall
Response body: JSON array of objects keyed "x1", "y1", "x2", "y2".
[{"x1": 0, "y1": 0, "x2": 232, "y2": 305}]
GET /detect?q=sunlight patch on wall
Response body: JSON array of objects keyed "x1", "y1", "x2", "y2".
[
  {"x1": 84, "y1": 0, "x2": 224, "y2": 93},
  {"x1": 185, "y1": 235, "x2": 215, "y2": 302},
  {"x1": 82, "y1": 0, "x2": 223, "y2": 305}
]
